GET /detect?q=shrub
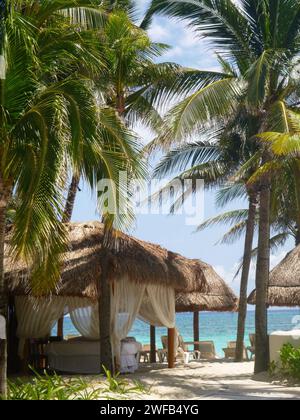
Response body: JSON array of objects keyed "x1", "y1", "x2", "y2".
[{"x1": 280, "y1": 343, "x2": 300, "y2": 381}]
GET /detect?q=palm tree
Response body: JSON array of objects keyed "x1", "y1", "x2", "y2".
[
  {"x1": 143, "y1": 0, "x2": 300, "y2": 372},
  {"x1": 153, "y1": 105, "x2": 261, "y2": 362},
  {"x1": 0, "y1": 0, "x2": 142, "y2": 397},
  {"x1": 63, "y1": 9, "x2": 200, "y2": 220}
]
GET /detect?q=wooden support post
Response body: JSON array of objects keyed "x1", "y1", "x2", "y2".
[
  {"x1": 57, "y1": 317, "x2": 64, "y2": 339},
  {"x1": 193, "y1": 312, "x2": 200, "y2": 351},
  {"x1": 150, "y1": 325, "x2": 156, "y2": 363},
  {"x1": 21, "y1": 339, "x2": 30, "y2": 375},
  {"x1": 168, "y1": 328, "x2": 175, "y2": 369}
]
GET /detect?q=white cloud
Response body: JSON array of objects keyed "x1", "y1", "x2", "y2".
[
  {"x1": 163, "y1": 46, "x2": 184, "y2": 59},
  {"x1": 148, "y1": 23, "x2": 170, "y2": 42}
]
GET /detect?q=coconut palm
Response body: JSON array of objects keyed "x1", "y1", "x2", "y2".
[
  {"x1": 143, "y1": 0, "x2": 300, "y2": 372},
  {"x1": 0, "y1": 0, "x2": 143, "y2": 397},
  {"x1": 153, "y1": 105, "x2": 261, "y2": 362},
  {"x1": 63, "y1": 9, "x2": 207, "y2": 221}
]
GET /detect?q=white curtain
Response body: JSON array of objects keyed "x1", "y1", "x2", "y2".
[
  {"x1": 15, "y1": 281, "x2": 176, "y2": 365},
  {"x1": 15, "y1": 296, "x2": 66, "y2": 357},
  {"x1": 138, "y1": 285, "x2": 176, "y2": 328},
  {"x1": 69, "y1": 303, "x2": 99, "y2": 339},
  {"x1": 111, "y1": 276, "x2": 146, "y2": 366},
  {"x1": 15, "y1": 296, "x2": 95, "y2": 357}
]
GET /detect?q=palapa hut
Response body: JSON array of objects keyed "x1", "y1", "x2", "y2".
[
  {"x1": 248, "y1": 246, "x2": 300, "y2": 307},
  {"x1": 176, "y1": 264, "x2": 238, "y2": 352},
  {"x1": 146, "y1": 264, "x2": 238, "y2": 361},
  {"x1": 6, "y1": 222, "x2": 212, "y2": 371}
]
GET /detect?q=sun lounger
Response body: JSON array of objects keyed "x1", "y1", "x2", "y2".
[
  {"x1": 139, "y1": 344, "x2": 157, "y2": 363},
  {"x1": 159, "y1": 334, "x2": 198, "y2": 364},
  {"x1": 178, "y1": 336, "x2": 201, "y2": 361},
  {"x1": 223, "y1": 341, "x2": 249, "y2": 361},
  {"x1": 198, "y1": 341, "x2": 217, "y2": 360}
]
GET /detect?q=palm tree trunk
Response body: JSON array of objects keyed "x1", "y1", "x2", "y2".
[
  {"x1": 0, "y1": 181, "x2": 10, "y2": 397},
  {"x1": 99, "y1": 250, "x2": 113, "y2": 373},
  {"x1": 235, "y1": 192, "x2": 257, "y2": 362},
  {"x1": 255, "y1": 183, "x2": 271, "y2": 374},
  {"x1": 62, "y1": 174, "x2": 80, "y2": 224},
  {"x1": 97, "y1": 93, "x2": 126, "y2": 374},
  {"x1": 292, "y1": 163, "x2": 300, "y2": 247},
  {"x1": 56, "y1": 174, "x2": 80, "y2": 337}
]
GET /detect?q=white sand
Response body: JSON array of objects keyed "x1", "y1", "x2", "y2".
[{"x1": 125, "y1": 360, "x2": 300, "y2": 400}]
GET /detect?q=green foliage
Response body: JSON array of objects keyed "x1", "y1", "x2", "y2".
[
  {"x1": 279, "y1": 344, "x2": 300, "y2": 381},
  {"x1": 1, "y1": 367, "x2": 149, "y2": 400},
  {"x1": 268, "y1": 360, "x2": 278, "y2": 377},
  {"x1": 0, "y1": 1, "x2": 146, "y2": 294},
  {"x1": 2, "y1": 370, "x2": 101, "y2": 401},
  {"x1": 102, "y1": 365, "x2": 149, "y2": 396}
]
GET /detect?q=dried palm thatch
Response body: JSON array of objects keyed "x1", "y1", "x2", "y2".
[
  {"x1": 6, "y1": 222, "x2": 210, "y2": 299},
  {"x1": 176, "y1": 263, "x2": 238, "y2": 312},
  {"x1": 248, "y1": 246, "x2": 300, "y2": 307}
]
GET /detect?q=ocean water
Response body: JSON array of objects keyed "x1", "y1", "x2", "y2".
[{"x1": 60, "y1": 309, "x2": 300, "y2": 357}]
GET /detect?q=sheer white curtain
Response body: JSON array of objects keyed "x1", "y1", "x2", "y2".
[
  {"x1": 111, "y1": 276, "x2": 146, "y2": 366},
  {"x1": 69, "y1": 302, "x2": 99, "y2": 339},
  {"x1": 15, "y1": 281, "x2": 176, "y2": 364},
  {"x1": 15, "y1": 296, "x2": 66, "y2": 357},
  {"x1": 138, "y1": 285, "x2": 176, "y2": 328}
]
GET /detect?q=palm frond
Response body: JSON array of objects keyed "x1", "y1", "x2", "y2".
[
  {"x1": 196, "y1": 209, "x2": 250, "y2": 233},
  {"x1": 162, "y1": 77, "x2": 241, "y2": 142},
  {"x1": 153, "y1": 141, "x2": 220, "y2": 179},
  {"x1": 215, "y1": 182, "x2": 247, "y2": 208}
]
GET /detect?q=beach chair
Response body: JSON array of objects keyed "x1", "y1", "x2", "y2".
[
  {"x1": 178, "y1": 335, "x2": 201, "y2": 361},
  {"x1": 159, "y1": 335, "x2": 193, "y2": 364},
  {"x1": 247, "y1": 334, "x2": 256, "y2": 360},
  {"x1": 223, "y1": 341, "x2": 249, "y2": 361},
  {"x1": 198, "y1": 341, "x2": 217, "y2": 360},
  {"x1": 158, "y1": 335, "x2": 176, "y2": 363},
  {"x1": 139, "y1": 344, "x2": 156, "y2": 363}
]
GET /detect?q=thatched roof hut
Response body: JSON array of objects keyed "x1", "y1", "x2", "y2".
[
  {"x1": 176, "y1": 263, "x2": 238, "y2": 312},
  {"x1": 248, "y1": 246, "x2": 300, "y2": 307},
  {"x1": 6, "y1": 222, "x2": 209, "y2": 299}
]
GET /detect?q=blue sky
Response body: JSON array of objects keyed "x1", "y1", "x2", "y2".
[{"x1": 72, "y1": 0, "x2": 294, "y2": 296}]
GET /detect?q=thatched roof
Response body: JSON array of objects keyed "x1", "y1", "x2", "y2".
[
  {"x1": 248, "y1": 246, "x2": 300, "y2": 307},
  {"x1": 6, "y1": 222, "x2": 210, "y2": 300},
  {"x1": 176, "y1": 263, "x2": 238, "y2": 312}
]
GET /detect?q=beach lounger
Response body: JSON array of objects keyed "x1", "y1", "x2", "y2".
[
  {"x1": 158, "y1": 335, "x2": 177, "y2": 363},
  {"x1": 159, "y1": 334, "x2": 195, "y2": 364},
  {"x1": 139, "y1": 344, "x2": 156, "y2": 363},
  {"x1": 198, "y1": 341, "x2": 217, "y2": 360},
  {"x1": 247, "y1": 334, "x2": 256, "y2": 360},
  {"x1": 178, "y1": 336, "x2": 201, "y2": 361},
  {"x1": 223, "y1": 341, "x2": 249, "y2": 361}
]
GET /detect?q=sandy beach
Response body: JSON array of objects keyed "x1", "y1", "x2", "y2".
[{"x1": 121, "y1": 360, "x2": 300, "y2": 400}]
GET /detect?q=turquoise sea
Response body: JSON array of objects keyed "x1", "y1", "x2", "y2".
[{"x1": 60, "y1": 309, "x2": 300, "y2": 357}]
